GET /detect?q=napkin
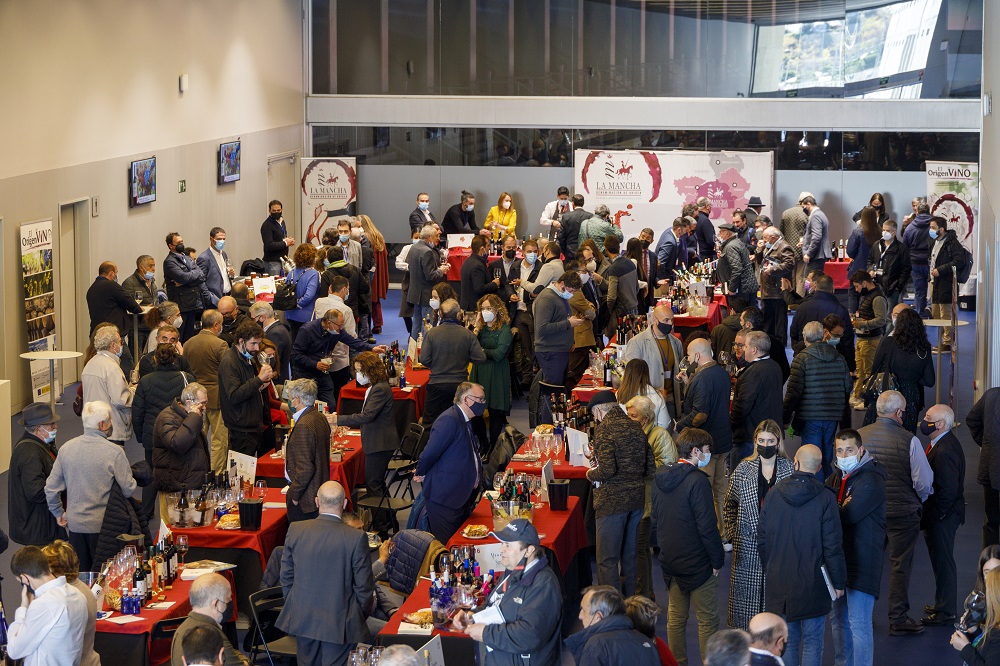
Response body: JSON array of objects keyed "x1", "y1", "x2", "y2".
[
  {"x1": 396, "y1": 622, "x2": 433, "y2": 635},
  {"x1": 104, "y1": 615, "x2": 146, "y2": 624}
]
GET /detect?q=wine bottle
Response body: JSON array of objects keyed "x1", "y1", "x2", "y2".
[
  {"x1": 133, "y1": 556, "x2": 146, "y2": 602},
  {"x1": 178, "y1": 484, "x2": 189, "y2": 527},
  {"x1": 143, "y1": 548, "x2": 154, "y2": 599},
  {"x1": 603, "y1": 356, "x2": 613, "y2": 386}
]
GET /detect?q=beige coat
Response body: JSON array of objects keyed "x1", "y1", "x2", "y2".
[{"x1": 182, "y1": 329, "x2": 228, "y2": 409}]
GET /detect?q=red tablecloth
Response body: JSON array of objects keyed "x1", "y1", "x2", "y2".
[
  {"x1": 445, "y1": 248, "x2": 502, "y2": 281},
  {"x1": 671, "y1": 300, "x2": 723, "y2": 331},
  {"x1": 506, "y1": 442, "x2": 591, "y2": 481},
  {"x1": 256, "y1": 434, "x2": 367, "y2": 505},
  {"x1": 824, "y1": 260, "x2": 851, "y2": 290},
  {"x1": 571, "y1": 384, "x2": 614, "y2": 404},
  {"x1": 379, "y1": 577, "x2": 470, "y2": 639},
  {"x1": 448, "y1": 497, "x2": 586, "y2": 576},
  {"x1": 171, "y1": 487, "x2": 289, "y2": 572},
  {"x1": 337, "y1": 363, "x2": 430, "y2": 422}
]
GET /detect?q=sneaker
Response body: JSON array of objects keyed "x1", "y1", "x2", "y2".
[
  {"x1": 921, "y1": 611, "x2": 956, "y2": 626},
  {"x1": 889, "y1": 617, "x2": 925, "y2": 635},
  {"x1": 723, "y1": 540, "x2": 733, "y2": 553}
]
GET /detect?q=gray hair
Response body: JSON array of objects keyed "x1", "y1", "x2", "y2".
[
  {"x1": 419, "y1": 224, "x2": 438, "y2": 240},
  {"x1": 440, "y1": 298, "x2": 461, "y2": 321},
  {"x1": 156, "y1": 301, "x2": 181, "y2": 321},
  {"x1": 181, "y1": 382, "x2": 207, "y2": 404},
  {"x1": 803, "y1": 321, "x2": 825, "y2": 344},
  {"x1": 189, "y1": 572, "x2": 231, "y2": 610},
  {"x1": 876, "y1": 390, "x2": 905, "y2": 416},
  {"x1": 93, "y1": 326, "x2": 120, "y2": 351},
  {"x1": 705, "y1": 629, "x2": 752, "y2": 666},
  {"x1": 763, "y1": 226, "x2": 782, "y2": 241},
  {"x1": 81, "y1": 401, "x2": 112, "y2": 430},
  {"x1": 317, "y1": 481, "x2": 346, "y2": 511},
  {"x1": 912, "y1": 196, "x2": 927, "y2": 206},
  {"x1": 594, "y1": 204, "x2": 611, "y2": 218},
  {"x1": 696, "y1": 196, "x2": 710, "y2": 208},
  {"x1": 745, "y1": 330, "x2": 771, "y2": 355},
  {"x1": 928, "y1": 404, "x2": 955, "y2": 429},
  {"x1": 322, "y1": 308, "x2": 345, "y2": 325},
  {"x1": 249, "y1": 301, "x2": 274, "y2": 319},
  {"x1": 285, "y1": 378, "x2": 318, "y2": 407},
  {"x1": 377, "y1": 645, "x2": 420, "y2": 666},
  {"x1": 584, "y1": 585, "x2": 625, "y2": 619},
  {"x1": 201, "y1": 309, "x2": 222, "y2": 328},
  {"x1": 453, "y1": 381, "x2": 483, "y2": 405},
  {"x1": 625, "y1": 395, "x2": 656, "y2": 426}
]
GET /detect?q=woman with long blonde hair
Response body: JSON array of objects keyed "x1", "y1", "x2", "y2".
[
  {"x1": 952, "y1": 567, "x2": 1000, "y2": 663},
  {"x1": 356, "y1": 214, "x2": 389, "y2": 334},
  {"x1": 469, "y1": 293, "x2": 513, "y2": 447}
]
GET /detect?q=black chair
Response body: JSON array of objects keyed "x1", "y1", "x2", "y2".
[
  {"x1": 150, "y1": 616, "x2": 187, "y2": 666},
  {"x1": 248, "y1": 587, "x2": 297, "y2": 666},
  {"x1": 387, "y1": 422, "x2": 429, "y2": 500}
]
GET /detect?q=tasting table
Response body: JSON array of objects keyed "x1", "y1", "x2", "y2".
[
  {"x1": 95, "y1": 570, "x2": 238, "y2": 666},
  {"x1": 377, "y1": 578, "x2": 478, "y2": 663},
  {"x1": 337, "y1": 361, "x2": 430, "y2": 439},
  {"x1": 671, "y1": 299, "x2": 723, "y2": 333},
  {"x1": 824, "y1": 259, "x2": 852, "y2": 290},
  {"x1": 445, "y1": 247, "x2": 502, "y2": 281},
  {"x1": 171, "y1": 487, "x2": 288, "y2": 622},
  {"x1": 255, "y1": 433, "x2": 368, "y2": 505}
]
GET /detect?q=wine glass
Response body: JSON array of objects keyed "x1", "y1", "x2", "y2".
[
  {"x1": 133, "y1": 291, "x2": 143, "y2": 305},
  {"x1": 359, "y1": 507, "x2": 373, "y2": 533},
  {"x1": 175, "y1": 535, "x2": 189, "y2": 567},
  {"x1": 254, "y1": 480, "x2": 267, "y2": 500},
  {"x1": 553, "y1": 435, "x2": 564, "y2": 465},
  {"x1": 493, "y1": 472, "x2": 507, "y2": 492}
]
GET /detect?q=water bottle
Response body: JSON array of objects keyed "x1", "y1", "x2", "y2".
[{"x1": 399, "y1": 368, "x2": 406, "y2": 389}]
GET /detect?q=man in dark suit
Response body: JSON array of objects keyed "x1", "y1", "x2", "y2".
[
  {"x1": 637, "y1": 228, "x2": 659, "y2": 308},
  {"x1": 196, "y1": 227, "x2": 233, "y2": 307},
  {"x1": 654, "y1": 217, "x2": 687, "y2": 284},
  {"x1": 408, "y1": 192, "x2": 436, "y2": 235},
  {"x1": 163, "y1": 232, "x2": 212, "y2": 342},
  {"x1": 488, "y1": 234, "x2": 521, "y2": 322},
  {"x1": 694, "y1": 197, "x2": 717, "y2": 261},
  {"x1": 278, "y1": 480, "x2": 374, "y2": 665},
  {"x1": 86, "y1": 260, "x2": 144, "y2": 374},
  {"x1": 261, "y1": 199, "x2": 294, "y2": 276},
  {"x1": 730, "y1": 331, "x2": 784, "y2": 467},
  {"x1": 459, "y1": 235, "x2": 500, "y2": 311},
  {"x1": 284, "y1": 378, "x2": 332, "y2": 522},
  {"x1": 921, "y1": 404, "x2": 966, "y2": 626},
  {"x1": 414, "y1": 382, "x2": 486, "y2": 543},
  {"x1": 557, "y1": 194, "x2": 590, "y2": 258},
  {"x1": 406, "y1": 225, "x2": 449, "y2": 340}
]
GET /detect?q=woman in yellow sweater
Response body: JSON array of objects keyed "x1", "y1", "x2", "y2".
[{"x1": 484, "y1": 192, "x2": 517, "y2": 240}]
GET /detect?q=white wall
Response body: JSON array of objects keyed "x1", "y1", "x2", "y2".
[
  {"x1": 0, "y1": 0, "x2": 305, "y2": 409},
  {"x1": 978, "y1": 0, "x2": 999, "y2": 392}
]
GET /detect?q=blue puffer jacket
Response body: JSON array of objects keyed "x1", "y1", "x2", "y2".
[
  {"x1": 385, "y1": 529, "x2": 436, "y2": 595},
  {"x1": 564, "y1": 614, "x2": 660, "y2": 666}
]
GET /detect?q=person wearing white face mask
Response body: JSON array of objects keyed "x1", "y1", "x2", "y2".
[
  {"x1": 484, "y1": 191, "x2": 517, "y2": 241},
  {"x1": 866, "y1": 219, "x2": 910, "y2": 333},
  {"x1": 825, "y1": 428, "x2": 886, "y2": 666},
  {"x1": 9, "y1": 403, "x2": 63, "y2": 547},
  {"x1": 81, "y1": 325, "x2": 136, "y2": 445},
  {"x1": 565, "y1": 261, "x2": 599, "y2": 389},
  {"x1": 469, "y1": 294, "x2": 514, "y2": 447}
]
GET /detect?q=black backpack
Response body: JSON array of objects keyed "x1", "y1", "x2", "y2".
[{"x1": 957, "y1": 246, "x2": 974, "y2": 284}]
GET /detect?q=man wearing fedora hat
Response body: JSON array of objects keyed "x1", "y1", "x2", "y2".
[
  {"x1": 745, "y1": 196, "x2": 766, "y2": 228},
  {"x1": 8, "y1": 403, "x2": 63, "y2": 547}
]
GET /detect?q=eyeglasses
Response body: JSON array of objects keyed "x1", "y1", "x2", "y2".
[{"x1": 733, "y1": 342, "x2": 745, "y2": 349}]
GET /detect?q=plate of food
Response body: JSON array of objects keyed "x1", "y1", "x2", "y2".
[
  {"x1": 403, "y1": 608, "x2": 434, "y2": 626},
  {"x1": 533, "y1": 424, "x2": 554, "y2": 437},
  {"x1": 461, "y1": 524, "x2": 489, "y2": 539},
  {"x1": 215, "y1": 514, "x2": 241, "y2": 530}
]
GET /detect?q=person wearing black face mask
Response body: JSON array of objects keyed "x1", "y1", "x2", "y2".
[
  {"x1": 163, "y1": 232, "x2": 213, "y2": 342},
  {"x1": 622, "y1": 304, "x2": 684, "y2": 419},
  {"x1": 171, "y1": 572, "x2": 248, "y2": 666},
  {"x1": 723, "y1": 419, "x2": 794, "y2": 631},
  {"x1": 261, "y1": 199, "x2": 295, "y2": 276},
  {"x1": 920, "y1": 404, "x2": 966, "y2": 627},
  {"x1": 488, "y1": 234, "x2": 522, "y2": 322},
  {"x1": 411, "y1": 382, "x2": 487, "y2": 543},
  {"x1": 215, "y1": 296, "x2": 249, "y2": 347}
]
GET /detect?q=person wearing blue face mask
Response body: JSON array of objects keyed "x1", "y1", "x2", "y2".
[
  {"x1": 530, "y1": 271, "x2": 585, "y2": 407},
  {"x1": 329, "y1": 219, "x2": 363, "y2": 269},
  {"x1": 9, "y1": 403, "x2": 63, "y2": 546},
  {"x1": 81, "y1": 325, "x2": 137, "y2": 446},
  {"x1": 196, "y1": 226, "x2": 234, "y2": 307},
  {"x1": 651, "y1": 427, "x2": 726, "y2": 665},
  {"x1": 121, "y1": 254, "x2": 160, "y2": 352},
  {"x1": 409, "y1": 192, "x2": 436, "y2": 235},
  {"x1": 755, "y1": 227, "x2": 796, "y2": 348}
]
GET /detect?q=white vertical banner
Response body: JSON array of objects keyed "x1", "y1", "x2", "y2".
[
  {"x1": 20, "y1": 219, "x2": 57, "y2": 400},
  {"x1": 574, "y1": 149, "x2": 774, "y2": 240},
  {"x1": 926, "y1": 161, "x2": 979, "y2": 296},
  {"x1": 300, "y1": 157, "x2": 358, "y2": 246}
]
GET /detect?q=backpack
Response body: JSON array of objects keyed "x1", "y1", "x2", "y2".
[
  {"x1": 957, "y1": 245, "x2": 974, "y2": 284},
  {"x1": 272, "y1": 270, "x2": 299, "y2": 311}
]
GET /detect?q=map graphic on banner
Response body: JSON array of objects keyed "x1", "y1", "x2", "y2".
[
  {"x1": 300, "y1": 157, "x2": 358, "y2": 246},
  {"x1": 926, "y1": 161, "x2": 978, "y2": 296},
  {"x1": 575, "y1": 149, "x2": 773, "y2": 239},
  {"x1": 20, "y1": 219, "x2": 58, "y2": 399}
]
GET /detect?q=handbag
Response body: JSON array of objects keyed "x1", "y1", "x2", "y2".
[
  {"x1": 272, "y1": 269, "x2": 299, "y2": 311},
  {"x1": 860, "y1": 344, "x2": 898, "y2": 404}
]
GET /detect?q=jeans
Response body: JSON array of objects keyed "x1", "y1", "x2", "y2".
[
  {"x1": 830, "y1": 590, "x2": 875, "y2": 666},
  {"x1": 265, "y1": 260, "x2": 283, "y2": 277},
  {"x1": 785, "y1": 615, "x2": 826, "y2": 666},
  {"x1": 912, "y1": 264, "x2": 929, "y2": 314},
  {"x1": 596, "y1": 509, "x2": 642, "y2": 596},
  {"x1": 665, "y1": 573, "x2": 720, "y2": 666},
  {"x1": 884, "y1": 290, "x2": 902, "y2": 334},
  {"x1": 411, "y1": 303, "x2": 429, "y2": 340},
  {"x1": 886, "y1": 511, "x2": 921, "y2": 624},
  {"x1": 800, "y1": 420, "x2": 839, "y2": 479}
]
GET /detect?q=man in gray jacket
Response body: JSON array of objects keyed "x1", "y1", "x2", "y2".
[
  {"x1": 406, "y1": 224, "x2": 449, "y2": 341},
  {"x1": 800, "y1": 195, "x2": 832, "y2": 275},
  {"x1": 623, "y1": 304, "x2": 684, "y2": 417},
  {"x1": 81, "y1": 326, "x2": 135, "y2": 445},
  {"x1": 419, "y1": 299, "x2": 487, "y2": 426},
  {"x1": 532, "y1": 271, "x2": 585, "y2": 389},
  {"x1": 44, "y1": 401, "x2": 138, "y2": 571}
]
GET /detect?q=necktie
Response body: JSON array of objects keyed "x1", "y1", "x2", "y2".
[{"x1": 468, "y1": 420, "x2": 482, "y2": 487}]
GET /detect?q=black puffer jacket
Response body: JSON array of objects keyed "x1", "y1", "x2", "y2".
[
  {"x1": 731, "y1": 358, "x2": 784, "y2": 444},
  {"x1": 152, "y1": 399, "x2": 211, "y2": 492},
  {"x1": 587, "y1": 407, "x2": 654, "y2": 518},
  {"x1": 218, "y1": 347, "x2": 265, "y2": 432},
  {"x1": 132, "y1": 362, "x2": 196, "y2": 449},
  {"x1": 825, "y1": 455, "x2": 886, "y2": 598},
  {"x1": 96, "y1": 474, "x2": 151, "y2": 566},
  {"x1": 968, "y1": 387, "x2": 1000, "y2": 489},
  {"x1": 759, "y1": 472, "x2": 847, "y2": 622},
  {"x1": 564, "y1": 614, "x2": 659, "y2": 666},
  {"x1": 710, "y1": 313, "x2": 742, "y2": 358},
  {"x1": 929, "y1": 229, "x2": 965, "y2": 304},
  {"x1": 783, "y1": 342, "x2": 852, "y2": 429}
]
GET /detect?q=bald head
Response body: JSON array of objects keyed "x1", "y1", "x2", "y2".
[
  {"x1": 98, "y1": 261, "x2": 117, "y2": 277},
  {"x1": 748, "y1": 612, "x2": 788, "y2": 655},
  {"x1": 794, "y1": 444, "x2": 822, "y2": 474},
  {"x1": 688, "y1": 338, "x2": 712, "y2": 360},
  {"x1": 317, "y1": 481, "x2": 347, "y2": 514},
  {"x1": 217, "y1": 296, "x2": 237, "y2": 318},
  {"x1": 925, "y1": 404, "x2": 955, "y2": 436},
  {"x1": 891, "y1": 303, "x2": 910, "y2": 318},
  {"x1": 189, "y1": 572, "x2": 231, "y2": 618}
]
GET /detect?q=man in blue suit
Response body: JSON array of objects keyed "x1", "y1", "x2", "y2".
[
  {"x1": 655, "y1": 217, "x2": 687, "y2": 283},
  {"x1": 196, "y1": 227, "x2": 233, "y2": 307},
  {"x1": 413, "y1": 382, "x2": 486, "y2": 543}
]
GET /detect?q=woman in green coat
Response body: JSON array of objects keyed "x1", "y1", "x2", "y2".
[{"x1": 470, "y1": 293, "x2": 513, "y2": 448}]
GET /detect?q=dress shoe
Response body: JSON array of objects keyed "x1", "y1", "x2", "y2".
[
  {"x1": 921, "y1": 611, "x2": 956, "y2": 626},
  {"x1": 372, "y1": 327, "x2": 382, "y2": 334},
  {"x1": 889, "y1": 617, "x2": 925, "y2": 635},
  {"x1": 923, "y1": 604, "x2": 937, "y2": 614}
]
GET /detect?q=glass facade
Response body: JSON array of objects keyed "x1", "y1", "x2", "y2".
[
  {"x1": 311, "y1": 0, "x2": 982, "y2": 99},
  {"x1": 312, "y1": 126, "x2": 979, "y2": 171}
]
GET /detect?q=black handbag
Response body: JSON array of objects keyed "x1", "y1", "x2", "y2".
[
  {"x1": 861, "y1": 344, "x2": 898, "y2": 403},
  {"x1": 272, "y1": 270, "x2": 299, "y2": 311}
]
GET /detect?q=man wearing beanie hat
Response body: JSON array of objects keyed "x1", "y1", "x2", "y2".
[
  {"x1": 587, "y1": 390, "x2": 654, "y2": 597},
  {"x1": 9, "y1": 403, "x2": 62, "y2": 546},
  {"x1": 453, "y1": 518, "x2": 563, "y2": 665}
]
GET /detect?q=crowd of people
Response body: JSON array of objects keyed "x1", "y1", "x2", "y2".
[{"x1": 4, "y1": 187, "x2": 994, "y2": 666}]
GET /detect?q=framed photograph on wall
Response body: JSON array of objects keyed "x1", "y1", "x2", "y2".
[
  {"x1": 129, "y1": 156, "x2": 156, "y2": 207},
  {"x1": 219, "y1": 140, "x2": 241, "y2": 184}
]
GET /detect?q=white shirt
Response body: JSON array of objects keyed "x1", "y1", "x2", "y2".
[
  {"x1": 312, "y1": 294, "x2": 355, "y2": 371},
  {"x1": 539, "y1": 199, "x2": 571, "y2": 226},
  {"x1": 211, "y1": 247, "x2": 232, "y2": 294},
  {"x1": 396, "y1": 243, "x2": 415, "y2": 271},
  {"x1": 8, "y1": 576, "x2": 89, "y2": 666}
]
